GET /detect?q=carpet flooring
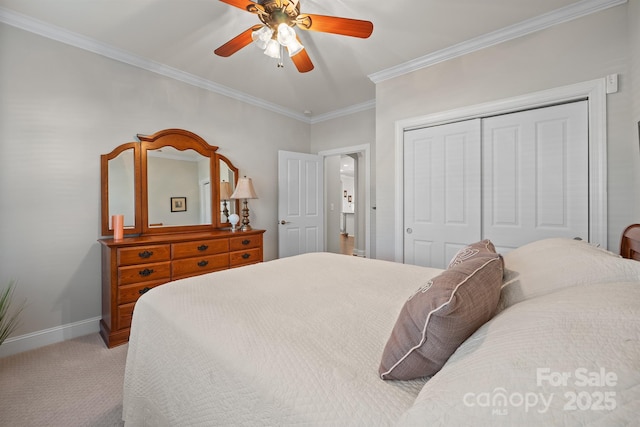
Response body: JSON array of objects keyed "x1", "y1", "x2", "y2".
[{"x1": 0, "y1": 333, "x2": 127, "y2": 427}]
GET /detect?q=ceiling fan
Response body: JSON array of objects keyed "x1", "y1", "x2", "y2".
[{"x1": 214, "y1": 0, "x2": 374, "y2": 73}]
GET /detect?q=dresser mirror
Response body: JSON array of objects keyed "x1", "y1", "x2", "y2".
[
  {"x1": 101, "y1": 129, "x2": 239, "y2": 236},
  {"x1": 145, "y1": 146, "x2": 211, "y2": 229},
  {"x1": 101, "y1": 142, "x2": 142, "y2": 235},
  {"x1": 218, "y1": 156, "x2": 238, "y2": 223}
]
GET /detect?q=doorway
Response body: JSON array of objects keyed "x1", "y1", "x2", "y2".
[
  {"x1": 319, "y1": 144, "x2": 371, "y2": 258},
  {"x1": 341, "y1": 155, "x2": 356, "y2": 256},
  {"x1": 277, "y1": 146, "x2": 371, "y2": 259}
]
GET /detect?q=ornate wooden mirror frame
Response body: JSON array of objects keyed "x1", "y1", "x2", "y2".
[{"x1": 100, "y1": 128, "x2": 239, "y2": 236}]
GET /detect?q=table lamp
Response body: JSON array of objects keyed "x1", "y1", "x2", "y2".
[
  {"x1": 219, "y1": 180, "x2": 232, "y2": 221},
  {"x1": 230, "y1": 176, "x2": 258, "y2": 231}
]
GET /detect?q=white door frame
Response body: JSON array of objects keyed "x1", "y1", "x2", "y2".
[
  {"x1": 394, "y1": 77, "x2": 608, "y2": 262},
  {"x1": 199, "y1": 178, "x2": 211, "y2": 224},
  {"x1": 318, "y1": 144, "x2": 371, "y2": 258}
]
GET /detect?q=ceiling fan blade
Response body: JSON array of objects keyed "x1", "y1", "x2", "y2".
[
  {"x1": 214, "y1": 25, "x2": 262, "y2": 57},
  {"x1": 290, "y1": 48, "x2": 314, "y2": 73},
  {"x1": 218, "y1": 0, "x2": 265, "y2": 15},
  {"x1": 296, "y1": 14, "x2": 373, "y2": 38}
]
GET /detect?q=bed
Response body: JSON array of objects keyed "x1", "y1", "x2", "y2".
[{"x1": 123, "y1": 235, "x2": 640, "y2": 426}]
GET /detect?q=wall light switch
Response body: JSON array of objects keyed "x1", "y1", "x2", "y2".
[
  {"x1": 330, "y1": 203, "x2": 334, "y2": 211},
  {"x1": 606, "y1": 74, "x2": 618, "y2": 94}
]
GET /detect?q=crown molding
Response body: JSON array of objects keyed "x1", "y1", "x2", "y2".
[
  {"x1": 2, "y1": 0, "x2": 626, "y2": 123},
  {"x1": 368, "y1": 0, "x2": 628, "y2": 84},
  {"x1": 310, "y1": 99, "x2": 375, "y2": 124},
  {"x1": 0, "y1": 6, "x2": 311, "y2": 123}
]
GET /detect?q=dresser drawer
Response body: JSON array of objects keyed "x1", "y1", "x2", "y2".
[
  {"x1": 100, "y1": 229, "x2": 265, "y2": 348},
  {"x1": 118, "y1": 244, "x2": 171, "y2": 266},
  {"x1": 172, "y1": 253, "x2": 230, "y2": 279},
  {"x1": 116, "y1": 302, "x2": 135, "y2": 330},
  {"x1": 118, "y1": 280, "x2": 168, "y2": 305},
  {"x1": 118, "y1": 261, "x2": 171, "y2": 286},
  {"x1": 229, "y1": 235, "x2": 262, "y2": 251},
  {"x1": 230, "y1": 248, "x2": 262, "y2": 267},
  {"x1": 172, "y1": 239, "x2": 229, "y2": 260}
]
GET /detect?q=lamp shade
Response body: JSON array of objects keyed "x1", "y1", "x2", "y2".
[
  {"x1": 286, "y1": 39, "x2": 304, "y2": 57},
  {"x1": 252, "y1": 26, "x2": 273, "y2": 50},
  {"x1": 277, "y1": 23, "x2": 296, "y2": 45},
  {"x1": 219, "y1": 181, "x2": 232, "y2": 200},
  {"x1": 263, "y1": 38, "x2": 281, "y2": 59},
  {"x1": 230, "y1": 177, "x2": 258, "y2": 199}
]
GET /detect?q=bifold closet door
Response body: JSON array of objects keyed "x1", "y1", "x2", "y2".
[
  {"x1": 403, "y1": 119, "x2": 482, "y2": 268},
  {"x1": 482, "y1": 101, "x2": 589, "y2": 252}
]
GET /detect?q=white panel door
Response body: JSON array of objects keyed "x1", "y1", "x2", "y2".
[
  {"x1": 404, "y1": 119, "x2": 482, "y2": 268},
  {"x1": 278, "y1": 151, "x2": 324, "y2": 259},
  {"x1": 482, "y1": 101, "x2": 589, "y2": 252}
]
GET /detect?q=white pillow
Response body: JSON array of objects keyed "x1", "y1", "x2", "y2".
[{"x1": 497, "y1": 238, "x2": 640, "y2": 312}]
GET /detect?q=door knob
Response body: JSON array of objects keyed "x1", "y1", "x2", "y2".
[
  {"x1": 280, "y1": 220, "x2": 290, "y2": 225},
  {"x1": 406, "y1": 228, "x2": 413, "y2": 234}
]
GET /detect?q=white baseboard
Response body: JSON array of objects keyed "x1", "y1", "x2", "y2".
[
  {"x1": 0, "y1": 316, "x2": 101, "y2": 358},
  {"x1": 353, "y1": 248, "x2": 366, "y2": 257}
]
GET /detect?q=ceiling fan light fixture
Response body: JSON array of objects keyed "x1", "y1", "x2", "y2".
[
  {"x1": 215, "y1": 0, "x2": 373, "y2": 73},
  {"x1": 286, "y1": 39, "x2": 304, "y2": 57},
  {"x1": 264, "y1": 38, "x2": 281, "y2": 59},
  {"x1": 275, "y1": 23, "x2": 304, "y2": 57},
  {"x1": 252, "y1": 26, "x2": 273, "y2": 50},
  {"x1": 276, "y1": 23, "x2": 295, "y2": 45}
]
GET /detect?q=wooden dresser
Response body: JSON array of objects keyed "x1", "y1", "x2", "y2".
[{"x1": 99, "y1": 229, "x2": 265, "y2": 347}]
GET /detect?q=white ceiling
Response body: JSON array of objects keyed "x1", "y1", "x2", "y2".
[{"x1": 0, "y1": 0, "x2": 619, "y2": 121}]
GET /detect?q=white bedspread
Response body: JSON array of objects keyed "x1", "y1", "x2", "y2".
[
  {"x1": 123, "y1": 253, "x2": 442, "y2": 426},
  {"x1": 399, "y1": 281, "x2": 640, "y2": 426},
  {"x1": 123, "y1": 239, "x2": 640, "y2": 426}
]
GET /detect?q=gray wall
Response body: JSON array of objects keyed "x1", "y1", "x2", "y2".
[
  {"x1": 311, "y1": 109, "x2": 376, "y2": 257},
  {"x1": 632, "y1": 0, "x2": 640, "y2": 165},
  {"x1": 374, "y1": 2, "x2": 640, "y2": 260},
  {"x1": 324, "y1": 155, "x2": 342, "y2": 254},
  {"x1": 0, "y1": 22, "x2": 310, "y2": 346}
]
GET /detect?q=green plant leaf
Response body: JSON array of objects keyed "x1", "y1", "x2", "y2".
[{"x1": 0, "y1": 280, "x2": 26, "y2": 346}]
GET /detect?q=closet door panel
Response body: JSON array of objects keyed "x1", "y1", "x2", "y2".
[
  {"x1": 404, "y1": 119, "x2": 481, "y2": 268},
  {"x1": 482, "y1": 101, "x2": 589, "y2": 251},
  {"x1": 488, "y1": 126, "x2": 521, "y2": 227}
]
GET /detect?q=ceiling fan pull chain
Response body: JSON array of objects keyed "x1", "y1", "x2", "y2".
[{"x1": 277, "y1": 45, "x2": 284, "y2": 68}]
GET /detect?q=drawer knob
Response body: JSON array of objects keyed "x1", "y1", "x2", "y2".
[
  {"x1": 139, "y1": 250, "x2": 153, "y2": 259},
  {"x1": 139, "y1": 268, "x2": 154, "y2": 277},
  {"x1": 242, "y1": 253, "x2": 250, "y2": 259},
  {"x1": 242, "y1": 239, "x2": 250, "y2": 245},
  {"x1": 197, "y1": 244, "x2": 209, "y2": 251},
  {"x1": 197, "y1": 260, "x2": 209, "y2": 267},
  {"x1": 139, "y1": 286, "x2": 152, "y2": 295}
]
